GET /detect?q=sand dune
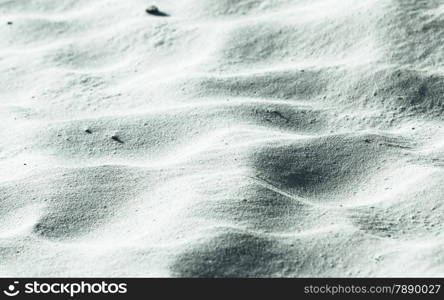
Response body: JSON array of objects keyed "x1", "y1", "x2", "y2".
[{"x1": 1, "y1": 0, "x2": 444, "y2": 277}]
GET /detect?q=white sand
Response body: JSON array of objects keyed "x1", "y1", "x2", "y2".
[{"x1": 1, "y1": 0, "x2": 444, "y2": 277}]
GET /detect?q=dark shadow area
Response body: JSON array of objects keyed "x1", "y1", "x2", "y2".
[{"x1": 172, "y1": 232, "x2": 289, "y2": 277}]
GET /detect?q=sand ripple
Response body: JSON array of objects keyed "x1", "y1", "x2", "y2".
[{"x1": 1, "y1": 0, "x2": 444, "y2": 276}]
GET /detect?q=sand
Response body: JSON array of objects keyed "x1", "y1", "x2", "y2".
[{"x1": 0, "y1": 0, "x2": 443, "y2": 277}]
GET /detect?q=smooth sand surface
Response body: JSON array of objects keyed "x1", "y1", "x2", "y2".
[{"x1": 1, "y1": 0, "x2": 444, "y2": 277}]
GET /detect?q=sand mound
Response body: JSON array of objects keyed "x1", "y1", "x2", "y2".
[{"x1": 1, "y1": 0, "x2": 444, "y2": 277}]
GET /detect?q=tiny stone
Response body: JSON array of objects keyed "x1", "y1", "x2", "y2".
[
  {"x1": 145, "y1": 5, "x2": 168, "y2": 16},
  {"x1": 7, "y1": 21, "x2": 12, "y2": 25},
  {"x1": 84, "y1": 128, "x2": 92, "y2": 134},
  {"x1": 146, "y1": 5, "x2": 159, "y2": 14},
  {"x1": 111, "y1": 135, "x2": 124, "y2": 143}
]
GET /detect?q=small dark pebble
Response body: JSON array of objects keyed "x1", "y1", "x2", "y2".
[
  {"x1": 7, "y1": 21, "x2": 13, "y2": 25},
  {"x1": 111, "y1": 135, "x2": 124, "y2": 143},
  {"x1": 270, "y1": 110, "x2": 290, "y2": 122},
  {"x1": 364, "y1": 138, "x2": 372, "y2": 143},
  {"x1": 146, "y1": 5, "x2": 169, "y2": 17},
  {"x1": 146, "y1": 5, "x2": 159, "y2": 13},
  {"x1": 84, "y1": 129, "x2": 92, "y2": 134}
]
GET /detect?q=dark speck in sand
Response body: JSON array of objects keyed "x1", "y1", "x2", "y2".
[
  {"x1": 84, "y1": 129, "x2": 92, "y2": 134},
  {"x1": 364, "y1": 138, "x2": 372, "y2": 144},
  {"x1": 270, "y1": 110, "x2": 290, "y2": 122},
  {"x1": 146, "y1": 5, "x2": 169, "y2": 17},
  {"x1": 111, "y1": 135, "x2": 124, "y2": 143},
  {"x1": 7, "y1": 21, "x2": 13, "y2": 25}
]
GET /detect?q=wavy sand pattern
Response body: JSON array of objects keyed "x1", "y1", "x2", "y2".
[{"x1": 1, "y1": 0, "x2": 444, "y2": 277}]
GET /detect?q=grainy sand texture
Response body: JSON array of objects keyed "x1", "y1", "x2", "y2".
[{"x1": 1, "y1": 0, "x2": 444, "y2": 277}]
